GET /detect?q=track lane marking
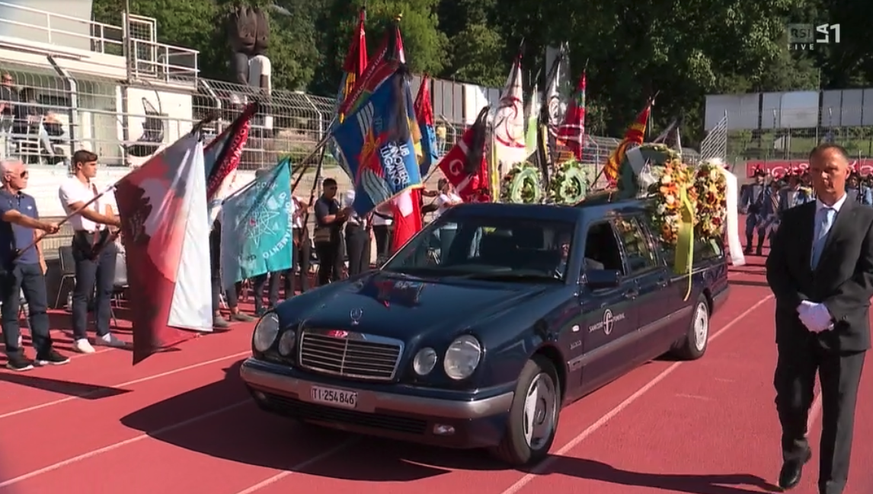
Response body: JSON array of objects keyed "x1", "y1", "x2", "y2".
[
  {"x1": 0, "y1": 351, "x2": 250, "y2": 420},
  {"x1": 500, "y1": 294, "x2": 775, "y2": 494}
]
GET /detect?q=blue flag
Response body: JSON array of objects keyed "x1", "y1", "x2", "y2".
[
  {"x1": 219, "y1": 160, "x2": 294, "y2": 289},
  {"x1": 333, "y1": 71, "x2": 423, "y2": 215}
]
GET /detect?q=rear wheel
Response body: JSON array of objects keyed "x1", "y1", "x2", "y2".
[
  {"x1": 490, "y1": 355, "x2": 560, "y2": 465},
  {"x1": 671, "y1": 294, "x2": 709, "y2": 360}
]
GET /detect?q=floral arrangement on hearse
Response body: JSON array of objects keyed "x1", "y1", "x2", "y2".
[{"x1": 645, "y1": 147, "x2": 727, "y2": 245}]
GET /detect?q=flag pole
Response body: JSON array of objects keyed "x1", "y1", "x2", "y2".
[
  {"x1": 290, "y1": 119, "x2": 337, "y2": 194},
  {"x1": 14, "y1": 183, "x2": 117, "y2": 259},
  {"x1": 299, "y1": 145, "x2": 327, "y2": 243}
]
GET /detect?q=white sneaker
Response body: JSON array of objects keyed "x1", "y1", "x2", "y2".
[
  {"x1": 73, "y1": 338, "x2": 96, "y2": 354},
  {"x1": 94, "y1": 333, "x2": 128, "y2": 348}
]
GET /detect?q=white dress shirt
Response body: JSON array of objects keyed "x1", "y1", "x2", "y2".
[
  {"x1": 58, "y1": 177, "x2": 112, "y2": 232},
  {"x1": 435, "y1": 192, "x2": 462, "y2": 220},
  {"x1": 342, "y1": 189, "x2": 368, "y2": 228}
]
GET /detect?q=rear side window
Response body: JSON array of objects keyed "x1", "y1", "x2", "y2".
[
  {"x1": 583, "y1": 221, "x2": 624, "y2": 273},
  {"x1": 614, "y1": 216, "x2": 659, "y2": 275}
]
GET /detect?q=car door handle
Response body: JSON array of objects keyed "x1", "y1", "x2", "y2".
[{"x1": 624, "y1": 288, "x2": 638, "y2": 299}]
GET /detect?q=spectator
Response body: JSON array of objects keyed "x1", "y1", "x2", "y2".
[
  {"x1": 0, "y1": 157, "x2": 67, "y2": 371},
  {"x1": 341, "y1": 189, "x2": 371, "y2": 276},
  {"x1": 211, "y1": 216, "x2": 255, "y2": 328},
  {"x1": 58, "y1": 150, "x2": 127, "y2": 353},
  {"x1": 313, "y1": 178, "x2": 348, "y2": 285}
]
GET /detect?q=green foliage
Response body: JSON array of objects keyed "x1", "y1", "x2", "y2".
[
  {"x1": 500, "y1": 163, "x2": 543, "y2": 203},
  {"x1": 92, "y1": 0, "x2": 873, "y2": 147}
]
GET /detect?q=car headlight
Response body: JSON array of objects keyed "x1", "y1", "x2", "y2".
[
  {"x1": 413, "y1": 347, "x2": 438, "y2": 376},
  {"x1": 253, "y1": 312, "x2": 280, "y2": 352},
  {"x1": 277, "y1": 329, "x2": 296, "y2": 356},
  {"x1": 443, "y1": 335, "x2": 482, "y2": 380}
]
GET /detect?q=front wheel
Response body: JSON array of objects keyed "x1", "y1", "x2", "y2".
[{"x1": 490, "y1": 355, "x2": 560, "y2": 465}]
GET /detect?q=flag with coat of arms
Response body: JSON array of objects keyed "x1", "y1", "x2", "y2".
[
  {"x1": 114, "y1": 133, "x2": 213, "y2": 364},
  {"x1": 332, "y1": 68, "x2": 423, "y2": 216},
  {"x1": 219, "y1": 159, "x2": 294, "y2": 289}
]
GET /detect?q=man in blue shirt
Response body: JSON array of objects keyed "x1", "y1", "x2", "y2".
[{"x1": 0, "y1": 158, "x2": 67, "y2": 371}]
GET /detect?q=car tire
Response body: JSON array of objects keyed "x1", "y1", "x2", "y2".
[
  {"x1": 672, "y1": 294, "x2": 709, "y2": 360},
  {"x1": 490, "y1": 354, "x2": 560, "y2": 466}
]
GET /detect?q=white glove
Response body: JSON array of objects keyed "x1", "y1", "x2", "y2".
[{"x1": 797, "y1": 302, "x2": 834, "y2": 333}]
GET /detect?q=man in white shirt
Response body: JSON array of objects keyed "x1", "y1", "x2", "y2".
[
  {"x1": 342, "y1": 189, "x2": 371, "y2": 276},
  {"x1": 58, "y1": 150, "x2": 125, "y2": 353},
  {"x1": 372, "y1": 202, "x2": 393, "y2": 261}
]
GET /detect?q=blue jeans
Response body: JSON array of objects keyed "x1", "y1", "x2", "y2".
[
  {"x1": 1, "y1": 262, "x2": 53, "y2": 357},
  {"x1": 71, "y1": 240, "x2": 117, "y2": 340}
]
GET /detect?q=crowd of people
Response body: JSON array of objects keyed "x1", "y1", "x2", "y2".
[
  {"x1": 0, "y1": 151, "x2": 465, "y2": 371},
  {"x1": 741, "y1": 165, "x2": 873, "y2": 255}
]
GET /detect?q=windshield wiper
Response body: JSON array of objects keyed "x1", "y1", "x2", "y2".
[{"x1": 453, "y1": 272, "x2": 560, "y2": 282}]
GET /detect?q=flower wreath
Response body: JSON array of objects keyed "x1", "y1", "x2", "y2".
[
  {"x1": 692, "y1": 160, "x2": 728, "y2": 240},
  {"x1": 500, "y1": 162, "x2": 543, "y2": 204},
  {"x1": 647, "y1": 155, "x2": 698, "y2": 245},
  {"x1": 549, "y1": 159, "x2": 590, "y2": 204}
]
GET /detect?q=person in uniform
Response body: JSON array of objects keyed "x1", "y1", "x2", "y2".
[
  {"x1": 313, "y1": 178, "x2": 348, "y2": 285},
  {"x1": 765, "y1": 143, "x2": 873, "y2": 494},
  {"x1": 845, "y1": 171, "x2": 861, "y2": 203},
  {"x1": 58, "y1": 150, "x2": 127, "y2": 353},
  {"x1": 0, "y1": 158, "x2": 67, "y2": 371},
  {"x1": 779, "y1": 172, "x2": 813, "y2": 213},
  {"x1": 858, "y1": 173, "x2": 873, "y2": 205},
  {"x1": 741, "y1": 166, "x2": 769, "y2": 255}
]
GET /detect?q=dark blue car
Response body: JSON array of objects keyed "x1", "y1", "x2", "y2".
[{"x1": 240, "y1": 199, "x2": 730, "y2": 465}]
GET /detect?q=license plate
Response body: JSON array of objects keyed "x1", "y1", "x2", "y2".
[{"x1": 310, "y1": 386, "x2": 357, "y2": 409}]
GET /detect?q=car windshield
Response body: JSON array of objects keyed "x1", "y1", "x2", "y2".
[{"x1": 382, "y1": 214, "x2": 575, "y2": 282}]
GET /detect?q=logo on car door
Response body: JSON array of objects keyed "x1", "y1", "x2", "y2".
[{"x1": 588, "y1": 308, "x2": 626, "y2": 335}]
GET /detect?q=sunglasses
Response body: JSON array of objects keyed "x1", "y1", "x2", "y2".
[{"x1": 19, "y1": 171, "x2": 28, "y2": 178}]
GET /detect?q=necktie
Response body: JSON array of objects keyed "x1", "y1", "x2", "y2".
[{"x1": 811, "y1": 207, "x2": 835, "y2": 269}]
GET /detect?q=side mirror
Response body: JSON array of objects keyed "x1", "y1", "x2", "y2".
[{"x1": 584, "y1": 269, "x2": 622, "y2": 290}]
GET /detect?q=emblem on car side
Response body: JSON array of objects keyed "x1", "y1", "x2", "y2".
[
  {"x1": 350, "y1": 308, "x2": 363, "y2": 325},
  {"x1": 588, "y1": 308, "x2": 626, "y2": 334}
]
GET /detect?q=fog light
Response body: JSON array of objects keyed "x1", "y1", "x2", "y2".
[
  {"x1": 433, "y1": 424, "x2": 455, "y2": 436},
  {"x1": 253, "y1": 391, "x2": 267, "y2": 402}
]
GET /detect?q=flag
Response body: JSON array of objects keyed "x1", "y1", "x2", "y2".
[
  {"x1": 557, "y1": 72, "x2": 586, "y2": 161},
  {"x1": 204, "y1": 102, "x2": 257, "y2": 223},
  {"x1": 492, "y1": 54, "x2": 527, "y2": 172},
  {"x1": 524, "y1": 84, "x2": 539, "y2": 156},
  {"x1": 219, "y1": 159, "x2": 294, "y2": 288},
  {"x1": 333, "y1": 68, "x2": 423, "y2": 216},
  {"x1": 337, "y1": 20, "x2": 404, "y2": 119},
  {"x1": 329, "y1": 8, "x2": 368, "y2": 175},
  {"x1": 391, "y1": 188, "x2": 422, "y2": 251},
  {"x1": 115, "y1": 133, "x2": 213, "y2": 364},
  {"x1": 603, "y1": 102, "x2": 652, "y2": 185},
  {"x1": 543, "y1": 44, "x2": 570, "y2": 135},
  {"x1": 440, "y1": 106, "x2": 491, "y2": 203},
  {"x1": 413, "y1": 74, "x2": 437, "y2": 176}
]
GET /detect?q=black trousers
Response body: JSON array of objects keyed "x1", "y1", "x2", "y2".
[
  {"x1": 1, "y1": 262, "x2": 53, "y2": 357},
  {"x1": 291, "y1": 228, "x2": 311, "y2": 295},
  {"x1": 373, "y1": 225, "x2": 392, "y2": 259},
  {"x1": 315, "y1": 238, "x2": 343, "y2": 286},
  {"x1": 70, "y1": 233, "x2": 117, "y2": 340},
  {"x1": 209, "y1": 224, "x2": 240, "y2": 312},
  {"x1": 345, "y1": 224, "x2": 370, "y2": 276},
  {"x1": 775, "y1": 340, "x2": 866, "y2": 494}
]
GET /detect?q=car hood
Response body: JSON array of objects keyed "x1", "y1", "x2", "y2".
[{"x1": 287, "y1": 272, "x2": 550, "y2": 343}]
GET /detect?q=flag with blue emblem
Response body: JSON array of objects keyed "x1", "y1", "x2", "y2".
[
  {"x1": 219, "y1": 159, "x2": 294, "y2": 289},
  {"x1": 329, "y1": 8, "x2": 368, "y2": 176},
  {"x1": 333, "y1": 68, "x2": 423, "y2": 216},
  {"x1": 413, "y1": 74, "x2": 437, "y2": 176}
]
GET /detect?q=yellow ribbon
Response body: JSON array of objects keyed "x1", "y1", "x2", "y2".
[{"x1": 674, "y1": 184, "x2": 695, "y2": 301}]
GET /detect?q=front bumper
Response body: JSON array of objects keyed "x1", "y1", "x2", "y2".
[{"x1": 240, "y1": 358, "x2": 514, "y2": 449}]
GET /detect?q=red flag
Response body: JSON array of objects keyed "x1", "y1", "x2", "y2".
[
  {"x1": 343, "y1": 8, "x2": 368, "y2": 78},
  {"x1": 338, "y1": 20, "x2": 404, "y2": 117},
  {"x1": 556, "y1": 72, "x2": 586, "y2": 161},
  {"x1": 115, "y1": 133, "x2": 213, "y2": 364},
  {"x1": 438, "y1": 107, "x2": 491, "y2": 203},
  {"x1": 391, "y1": 188, "x2": 422, "y2": 252}
]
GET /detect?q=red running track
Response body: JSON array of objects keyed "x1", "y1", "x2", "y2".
[{"x1": 1, "y1": 259, "x2": 872, "y2": 494}]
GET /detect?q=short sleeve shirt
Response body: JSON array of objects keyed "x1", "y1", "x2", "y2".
[
  {"x1": 0, "y1": 188, "x2": 39, "y2": 266},
  {"x1": 58, "y1": 177, "x2": 110, "y2": 232},
  {"x1": 314, "y1": 196, "x2": 341, "y2": 236}
]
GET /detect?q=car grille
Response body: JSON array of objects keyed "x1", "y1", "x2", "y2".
[{"x1": 298, "y1": 329, "x2": 402, "y2": 381}]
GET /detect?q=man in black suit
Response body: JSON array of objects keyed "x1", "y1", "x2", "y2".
[{"x1": 765, "y1": 143, "x2": 872, "y2": 494}]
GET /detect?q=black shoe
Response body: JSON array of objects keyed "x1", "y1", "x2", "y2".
[
  {"x1": 35, "y1": 349, "x2": 70, "y2": 366},
  {"x1": 6, "y1": 354, "x2": 34, "y2": 372},
  {"x1": 744, "y1": 246, "x2": 752, "y2": 254},
  {"x1": 756, "y1": 247, "x2": 763, "y2": 256},
  {"x1": 779, "y1": 449, "x2": 812, "y2": 490}
]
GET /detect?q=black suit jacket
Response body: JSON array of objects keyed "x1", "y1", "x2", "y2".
[{"x1": 766, "y1": 199, "x2": 873, "y2": 352}]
